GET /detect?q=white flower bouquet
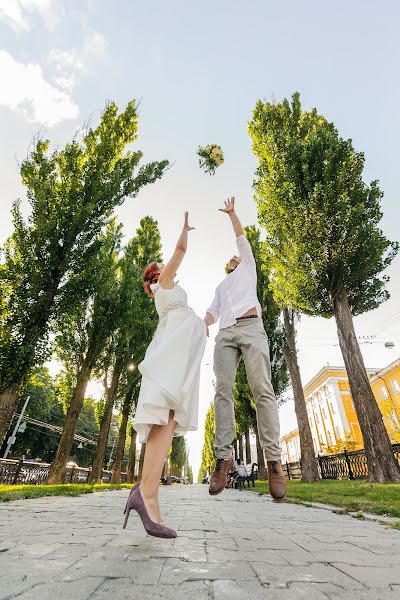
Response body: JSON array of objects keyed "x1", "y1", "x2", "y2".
[{"x1": 197, "y1": 144, "x2": 224, "y2": 175}]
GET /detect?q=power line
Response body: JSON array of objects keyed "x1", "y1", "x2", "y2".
[{"x1": 14, "y1": 414, "x2": 97, "y2": 446}]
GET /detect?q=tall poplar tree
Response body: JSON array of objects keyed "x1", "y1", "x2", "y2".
[
  {"x1": 0, "y1": 101, "x2": 168, "y2": 446},
  {"x1": 249, "y1": 92, "x2": 400, "y2": 482}
]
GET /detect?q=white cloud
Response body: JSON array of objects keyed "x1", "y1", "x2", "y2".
[
  {"x1": 83, "y1": 31, "x2": 107, "y2": 57},
  {"x1": 47, "y1": 29, "x2": 107, "y2": 91},
  {"x1": 48, "y1": 48, "x2": 86, "y2": 74},
  {"x1": 0, "y1": 0, "x2": 59, "y2": 32},
  {"x1": 53, "y1": 73, "x2": 78, "y2": 92},
  {"x1": 0, "y1": 49, "x2": 79, "y2": 125}
]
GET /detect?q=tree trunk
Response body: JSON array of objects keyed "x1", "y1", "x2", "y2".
[
  {"x1": 48, "y1": 363, "x2": 92, "y2": 484},
  {"x1": 233, "y1": 438, "x2": 238, "y2": 461},
  {"x1": 90, "y1": 403, "x2": 113, "y2": 483},
  {"x1": 333, "y1": 289, "x2": 400, "y2": 482},
  {"x1": 126, "y1": 427, "x2": 137, "y2": 483},
  {"x1": 238, "y1": 434, "x2": 244, "y2": 461},
  {"x1": 111, "y1": 394, "x2": 131, "y2": 484},
  {"x1": 244, "y1": 428, "x2": 251, "y2": 464},
  {"x1": 0, "y1": 385, "x2": 20, "y2": 448},
  {"x1": 255, "y1": 430, "x2": 267, "y2": 480},
  {"x1": 138, "y1": 443, "x2": 146, "y2": 480},
  {"x1": 282, "y1": 308, "x2": 320, "y2": 482},
  {"x1": 90, "y1": 362, "x2": 122, "y2": 483}
]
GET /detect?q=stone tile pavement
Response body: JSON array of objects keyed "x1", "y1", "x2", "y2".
[{"x1": 1, "y1": 485, "x2": 400, "y2": 599}]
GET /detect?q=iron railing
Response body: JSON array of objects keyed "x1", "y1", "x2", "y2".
[
  {"x1": 0, "y1": 458, "x2": 128, "y2": 485},
  {"x1": 284, "y1": 443, "x2": 400, "y2": 480}
]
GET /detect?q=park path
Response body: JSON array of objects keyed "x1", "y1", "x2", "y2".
[{"x1": 1, "y1": 485, "x2": 400, "y2": 600}]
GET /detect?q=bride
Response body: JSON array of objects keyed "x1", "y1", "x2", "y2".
[{"x1": 123, "y1": 212, "x2": 206, "y2": 538}]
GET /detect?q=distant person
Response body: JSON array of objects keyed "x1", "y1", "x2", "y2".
[
  {"x1": 203, "y1": 197, "x2": 287, "y2": 502},
  {"x1": 235, "y1": 458, "x2": 247, "y2": 478},
  {"x1": 123, "y1": 212, "x2": 206, "y2": 539}
]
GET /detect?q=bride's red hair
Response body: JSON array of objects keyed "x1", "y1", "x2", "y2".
[{"x1": 143, "y1": 262, "x2": 160, "y2": 297}]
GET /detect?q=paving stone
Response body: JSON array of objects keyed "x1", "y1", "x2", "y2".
[
  {"x1": 160, "y1": 557, "x2": 256, "y2": 584},
  {"x1": 15, "y1": 576, "x2": 104, "y2": 600},
  {"x1": 331, "y1": 563, "x2": 400, "y2": 588},
  {"x1": 1, "y1": 485, "x2": 400, "y2": 598},
  {"x1": 92, "y1": 578, "x2": 212, "y2": 599},
  {"x1": 250, "y1": 561, "x2": 366, "y2": 589},
  {"x1": 58, "y1": 553, "x2": 165, "y2": 584},
  {"x1": 206, "y1": 545, "x2": 288, "y2": 564}
]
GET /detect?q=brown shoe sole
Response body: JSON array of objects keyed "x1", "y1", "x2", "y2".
[{"x1": 209, "y1": 487, "x2": 225, "y2": 496}]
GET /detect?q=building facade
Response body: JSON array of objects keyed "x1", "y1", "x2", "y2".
[{"x1": 280, "y1": 358, "x2": 400, "y2": 463}]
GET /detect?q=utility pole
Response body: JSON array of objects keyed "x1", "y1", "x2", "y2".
[{"x1": 3, "y1": 396, "x2": 31, "y2": 459}]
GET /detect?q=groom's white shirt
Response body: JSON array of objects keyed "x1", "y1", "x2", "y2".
[{"x1": 206, "y1": 234, "x2": 262, "y2": 330}]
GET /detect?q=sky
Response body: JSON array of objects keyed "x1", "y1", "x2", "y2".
[{"x1": 1, "y1": 0, "x2": 399, "y2": 477}]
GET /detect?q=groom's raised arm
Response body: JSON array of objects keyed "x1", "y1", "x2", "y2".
[
  {"x1": 220, "y1": 197, "x2": 256, "y2": 270},
  {"x1": 219, "y1": 196, "x2": 244, "y2": 237}
]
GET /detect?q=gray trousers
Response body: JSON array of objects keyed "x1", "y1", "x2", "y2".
[{"x1": 213, "y1": 318, "x2": 281, "y2": 461}]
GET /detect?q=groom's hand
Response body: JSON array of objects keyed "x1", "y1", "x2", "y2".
[
  {"x1": 219, "y1": 197, "x2": 244, "y2": 237},
  {"x1": 219, "y1": 197, "x2": 235, "y2": 214}
]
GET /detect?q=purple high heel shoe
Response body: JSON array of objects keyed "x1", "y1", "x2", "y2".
[
  {"x1": 123, "y1": 481, "x2": 140, "y2": 515},
  {"x1": 122, "y1": 486, "x2": 177, "y2": 538}
]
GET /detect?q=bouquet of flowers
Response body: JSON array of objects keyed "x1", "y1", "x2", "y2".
[{"x1": 197, "y1": 144, "x2": 224, "y2": 175}]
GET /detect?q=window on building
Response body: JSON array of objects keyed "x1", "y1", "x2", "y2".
[
  {"x1": 392, "y1": 379, "x2": 400, "y2": 394},
  {"x1": 324, "y1": 385, "x2": 330, "y2": 397},
  {"x1": 329, "y1": 402, "x2": 336, "y2": 415},
  {"x1": 314, "y1": 412, "x2": 320, "y2": 424},
  {"x1": 321, "y1": 407, "x2": 327, "y2": 419},
  {"x1": 380, "y1": 385, "x2": 388, "y2": 399},
  {"x1": 327, "y1": 431, "x2": 333, "y2": 445},
  {"x1": 334, "y1": 425, "x2": 341, "y2": 439}
]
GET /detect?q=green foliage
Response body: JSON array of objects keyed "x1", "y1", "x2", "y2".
[
  {"x1": 198, "y1": 402, "x2": 215, "y2": 481},
  {"x1": 2, "y1": 367, "x2": 65, "y2": 462},
  {"x1": 0, "y1": 483, "x2": 133, "y2": 503},
  {"x1": 94, "y1": 399, "x2": 107, "y2": 427},
  {"x1": 248, "y1": 92, "x2": 398, "y2": 317},
  {"x1": 187, "y1": 463, "x2": 194, "y2": 484},
  {"x1": 54, "y1": 219, "x2": 123, "y2": 388},
  {"x1": 73, "y1": 398, "x2": 100, "y2": 467},
  {"x1": 0, "y1": 100, "x2": 168, "y2": 394},
  {"x1": 253, "y1": 479, "x2": 400, "y2": 519},
  {"x1": 170, "y1": 436, "x2": 187, "y2": 475}
]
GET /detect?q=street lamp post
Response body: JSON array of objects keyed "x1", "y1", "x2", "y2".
[{"x1": 3, "y1": 396, "x2": 31, "y2": 459}]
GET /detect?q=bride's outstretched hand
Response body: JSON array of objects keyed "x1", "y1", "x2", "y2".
[
  {"x1": 219, "y1": 196, "x2": 235, "y2": 214},
  {"x1": 184, "y1": 211, "x2": 195, "y2": 231}
]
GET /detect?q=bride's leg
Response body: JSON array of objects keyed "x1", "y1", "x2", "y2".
[{"x1": 140, "y1": 411, "x2": 176, "y2": 524}]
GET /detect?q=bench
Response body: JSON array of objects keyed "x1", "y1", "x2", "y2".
[{"x1": 234, "y1": 463, "x2": 258, "y2": 490}]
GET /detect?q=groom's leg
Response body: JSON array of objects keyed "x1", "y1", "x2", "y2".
[
  {"x1": 239, "y1": 320, "x2": 287, "y2": 500},
  {"x1": 213, "y1": 327, "x2": 241, "y2": 459}
]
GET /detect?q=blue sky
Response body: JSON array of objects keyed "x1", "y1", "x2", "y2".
[{"x1": 1, "y1": 1, "x2": 399, "y2": 474}]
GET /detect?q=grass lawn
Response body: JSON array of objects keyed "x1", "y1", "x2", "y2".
[
  {"x1": 0, "y1": 483, "x2": 132, "y2": 502},
  {"x1": 253, "y1": 479, "x2": 400, "y2": 519}
]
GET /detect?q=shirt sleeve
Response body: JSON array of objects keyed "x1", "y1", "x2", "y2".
[
  {"x1": 206, "y1": 288, "x2": 221, "y2": 323},
  {"x1": 236, "y1": 234, "x2": 256, "y2": 271}
]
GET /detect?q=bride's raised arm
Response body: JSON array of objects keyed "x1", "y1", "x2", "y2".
[{"x1": 158, "y1": 212, "x2": 194, "y2": 289}]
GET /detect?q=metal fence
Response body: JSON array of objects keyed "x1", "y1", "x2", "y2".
[
  {"x1": 0, "y1": 458, "x2": 128, "y2": 485},
  {"x1": 283, "y1": 443, "x2": 400, "y2": 480}
]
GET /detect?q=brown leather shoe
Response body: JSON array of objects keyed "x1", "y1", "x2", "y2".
[
  {"x1": 209, "y1": 456, "x2": 234, "y2": 496},
  {"x1": 267, "y1": 460, "x2": 287, "y2": 502}
]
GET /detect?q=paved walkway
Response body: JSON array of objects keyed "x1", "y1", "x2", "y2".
[{"x1": 1, "y1": 485, "x2": 400, "y2": 599}]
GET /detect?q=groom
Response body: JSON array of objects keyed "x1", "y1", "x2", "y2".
[{"x1": 203, "y1": 198, "x2": 287, "y2": 501}]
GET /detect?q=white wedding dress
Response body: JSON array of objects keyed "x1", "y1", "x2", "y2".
[{"x1": 133, "y1": 283, "x2": 206, "y2": 443}]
